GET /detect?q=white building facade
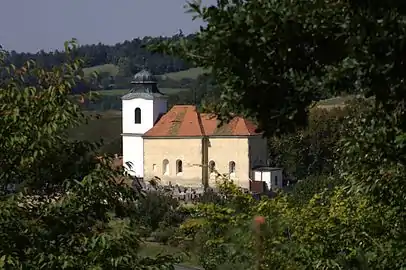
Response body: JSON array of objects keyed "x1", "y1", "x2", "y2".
[
  {"x1": 252, "y1": 166, "x2": 283, "y2": 190},
  {"x1": 121, "y1": 69, "x2": 167, "y2": 178}
]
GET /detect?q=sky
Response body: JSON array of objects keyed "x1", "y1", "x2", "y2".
[{"x1": 0, "y1": 0, "x2": 214, "y2": 53}]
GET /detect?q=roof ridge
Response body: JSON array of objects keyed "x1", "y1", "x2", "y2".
[
  {"x1": 143, "y1": 105, "x2": 261, "y2": 137},
  {"x1": 196, "y1": 109, "x2": 206, "y2": 136}
]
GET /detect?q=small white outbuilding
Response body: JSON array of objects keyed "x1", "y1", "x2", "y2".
[{"x1": 252, "y1": 166, "x2": 283, "y2": 190}]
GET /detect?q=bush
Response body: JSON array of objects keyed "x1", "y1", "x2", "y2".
[
  {"x1": 289, "y1": 174, "x2": 344, "y2": 205},
  {"x1": 268, "y1": 106, "x2": 350, "y2": 179},
  {"x1": 179, "y1": 179, "x2": 406, "y2": 269},
  {"x1": 151, "y1": 226, "x2": 177, "y2": 244},
  {"x1": 135, "y1": 191, "x2": 179, "y2": 231}
]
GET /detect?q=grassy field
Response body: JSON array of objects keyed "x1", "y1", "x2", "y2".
[
  {"x1": 160, "y1": 67, "x2": 207, "y2": 81},
  {"x1": 83, "y1": 64, "x2": 119, "y2": 78},
  {"x1": 68, "y1": 111, "x2": 122, "y2": 154},
  {"x1": 70, "y1": 111, "x2": 121, "y2": 141}
]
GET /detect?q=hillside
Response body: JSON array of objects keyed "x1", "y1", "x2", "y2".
[
  {"x1": 6, "y1": 35, "x2": 193, "y2": 75},
  {"x1": 83, "y1": 64, "x2": 119, "y2": 78},
  {"x1": 83, "y1": 65, "x2": 207, "y2": 82},
  {"x1": 68, "y1": 111, "x2": 122, "y2": 154},
  {"x1": 161, "y1": 67, "x2": 207, "y2": 80}
]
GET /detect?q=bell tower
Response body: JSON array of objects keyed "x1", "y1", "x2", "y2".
[{"x1": 121, "y1": 67, "x2": 168, "y2": 178}]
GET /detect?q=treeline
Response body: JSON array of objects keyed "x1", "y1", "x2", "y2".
[
  {"x1": 2, "y1": 34, "x2": 220, "y2": 103},
  {"x1": 3, "y1": 35, "x2": 198, "y2": 94},
  {"x1": 4, "y1": 35, "x2": 193, "y2": 75}
]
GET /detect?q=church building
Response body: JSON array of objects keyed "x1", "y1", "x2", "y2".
[{"x1": 121, "y1": 69, "x2": 268, "y2": 189}]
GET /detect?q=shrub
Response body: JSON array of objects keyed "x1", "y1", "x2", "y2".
[
  {"x1": 289, "y1": 174, "x2": 344, "y2": 205},
  {"x1": 176, "y1": 174, "x2": 406, "y2": 269},
  {"x1": 151, "y1": 226, "x2": 177, "y2": 244},
  {"x1": 135, "y1": 191, "x2": 179, "y2": 231},
  {"x1": 268, "y1": 106, "x2": 350, "y2": 179}
]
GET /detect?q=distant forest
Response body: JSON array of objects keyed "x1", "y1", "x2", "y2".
[
  {"x1": 2, "y1": 34, "x2": 210, "y2": 97},
  {"x1": 4, "y1": 34, "x2": 192, "y2": 75},
  {"x1": 1, "y1": 34, "x2": 223, "y2": 111}
]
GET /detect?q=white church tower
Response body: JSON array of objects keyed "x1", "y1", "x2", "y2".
[{"x1": 121, "y1": 68, "x2": 167, "y2": 178}]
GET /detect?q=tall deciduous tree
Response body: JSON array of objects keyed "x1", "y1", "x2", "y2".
[
  {"x1": 149, "y1": 0, "x2": 406, "y2": 135},
  {"x1": 0, "y1": 40, "x2": 175, "y2": 269},
  {"x1": 150, "y1": 0, "x2": 406, "y2": 208},
  {"x1": 149, "y1": 1, "x2": 406, "y2": 267}
]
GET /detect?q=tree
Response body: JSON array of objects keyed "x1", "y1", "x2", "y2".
[
  {"x1": 149, "y1": 0, "x2": 406, "y2": 136},
  {"x1": 0, "y1": 40, "x2": 175, "y2": 269},
  {"x1": 268, "y1": 105, "x2": 350, "y2": 179},
  {"x1": 148, "y1": 0, "x2": 406, "y2": 268},
  {"x1": 149, "y1": 0, "x2": 349, "y2": 135}
]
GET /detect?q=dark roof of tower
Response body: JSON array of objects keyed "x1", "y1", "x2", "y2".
[
  {"x1": 131, "y1": 69, "x2": 157, "y2": 84},
  {"x1": 122, "y1": 69, "x2": 166, "y2": 100},
  {"x1": 121, "y1": 90, "x2": 166, "y2": 100}
]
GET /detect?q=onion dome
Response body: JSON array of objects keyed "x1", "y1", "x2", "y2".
[{"x1": 131, "y1": 69, "x2": 157, "y2": 84}]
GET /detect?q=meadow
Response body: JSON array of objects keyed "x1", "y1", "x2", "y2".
[
  {"x1": 161, "y1": 67, "x2": 208, "y2": 80},
  {"x1": 83, "y1": 64, "x2": 119, "y2": 78}
]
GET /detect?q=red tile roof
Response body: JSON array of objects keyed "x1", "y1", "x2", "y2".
[{"x1": 143, "y1": 105, "x2": 261, "y2": 137}]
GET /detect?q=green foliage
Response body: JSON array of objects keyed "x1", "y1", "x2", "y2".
[
  {"x1": 0, "y1": 40, "x2": 176, "y2": 269},
  {"x1": 268, "y1": 105, "x2": 350, "y2": 179},
  {"x1": 150, "y1": 0, "x2": 406, "y2": 136},
  {"x1": 7, "y1": 36, "x2": 192, "y2": 77},
  {"x1": 68, "y1": 111, "x2": 122, "y2": 155},
  {"x1": 289, "y1": 174, "x2": 343, "y2": 205},
  {"x1": 135, "y1": 191, "x2": 180, "y2": 232},
  {"x1": 149, "y1": 1, "x2": 406, "y2": 268},
  {"x1": 337, "y1": 99, "x2": 406, "y2": 206},
  {"x1": 179, "y1": 179, "x2": 406, "y2": 269},
  {"x1": 151, "y1": 227, "x2": 178, "y2": 245},
  {"x1": 150, "y1": 0, "x2": 349, "y2": 135}
]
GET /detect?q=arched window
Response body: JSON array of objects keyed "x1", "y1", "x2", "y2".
[
  {"x1": 134, "y1": 107, "x2": 141, "y2": 124},
  {"x1": 209, "y1": 160, "x2": 216, "y2": 174},
  {"x1": 152, "y1": 164, "x2": 157, "y2": 173},
  {"x1": 162, "y1": 159, "x2": 169, "y2": 175},
  {"x1": 176, "y1": 159, "x2": 183, "y2": 175},
  {"x1": 229, "y1": 161, "x2": 236, "y2": 176}
]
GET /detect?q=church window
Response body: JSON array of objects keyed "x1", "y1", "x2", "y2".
[
  {"x1": 229, "y1": 161, "x2": 236, "y2": 176},
  {"x1": 162, "y1": 159, "x2": 169, "y2": 175},
  {"x1": 134, "y1": 107, "x2": 141, "y2": 124},
  {"x1": 209, "y1": 160, "x2": 216, "y2": 174},
  {"x1": 176, "y1": 159, "x2": 183, "y2": 175}
]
